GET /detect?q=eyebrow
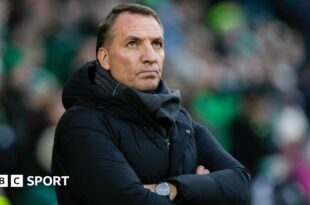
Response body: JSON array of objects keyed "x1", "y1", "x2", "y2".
[{"x1": 124, "y1": 35, "x2": 164, "y2": 42}]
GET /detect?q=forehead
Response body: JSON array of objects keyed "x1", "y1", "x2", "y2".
[{"x1": 110, "y1": 12, "x2": 163, "y2": 39}]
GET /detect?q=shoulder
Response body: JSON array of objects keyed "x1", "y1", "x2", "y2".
[
  {"x1": 177, "y1": 106, "x2": 204, "y2": 130},
  {"x1": 177, "y1": 107, "x2": 193, "y2": 125},
  {"x1": 59, "y1": 105, "x2": 102, "y2": 128},
  {"x1": 54, "y1": 105, "x2": 114, "y2": 149},
  {"x1": 174, "y1": 106, "x2": 197, "y2": 136},
  {"x1": 55, "y1": 105, "x2": 109, "y2": 140},
  {"x1": 176, "y1": 106, "x2": 213, "y2": 136}
]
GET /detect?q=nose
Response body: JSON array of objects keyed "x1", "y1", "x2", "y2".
[{"x1": 141, "y1": 42, "x2": 157, "y2": 64}]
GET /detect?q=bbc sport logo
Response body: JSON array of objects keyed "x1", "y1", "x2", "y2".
[{"x1": 0, "y1": 175, "x2": 69, "y2": 187}]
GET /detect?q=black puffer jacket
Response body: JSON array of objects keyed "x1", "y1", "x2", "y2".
[{"x1": 52, "y1": 60, "x2": 250, "y2": 205}]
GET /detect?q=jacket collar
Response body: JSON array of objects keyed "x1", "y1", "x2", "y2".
[
  {"x1": 95, "y1": 61, "x2": 181, "y2": 133},
  {"x1": 62, "y1": 60, "x2": 181, "y2": 132}
]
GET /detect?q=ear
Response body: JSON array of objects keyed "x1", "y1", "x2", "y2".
[{"x1": 97, "y1": 47, "x2": 110, "y2": 70}]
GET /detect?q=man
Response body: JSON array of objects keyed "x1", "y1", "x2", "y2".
[{"x1": 52, "y1": 3, "x2": 250, "y2": 205}]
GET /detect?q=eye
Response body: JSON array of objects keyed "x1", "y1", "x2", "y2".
[
  {"x1": 126, "y1": 41, "x2": 137, "y2": 48},
  {"x1": 152, "y1": 41, "x2": 163, "y2": 49}
]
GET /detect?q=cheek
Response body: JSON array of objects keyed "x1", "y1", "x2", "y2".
[
  {"x1": 112, "y1": 51, "x2": 136, "y2": 68},
  {"x1": 159, "y1": 52, "x2": 165, "y2": 71},
  {"x1": 110, "y1": 52, "x2": 137, "y2": 79},
  {"x1": 159, "y1": 51, "x2": 164, "y2": 63}
]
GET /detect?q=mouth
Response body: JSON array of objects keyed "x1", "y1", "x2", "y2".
[
  {"x1": 138, "y1": 71, "x2": 158, "y2": 78},
  {"x1": 138, "y1": 65, "x2": 160, "y2": 74},
  {"x1": 137, "y1": 68, "x2": 159, "y2": 76},
  {"x1": 138, "y1": 70, "x2": 158, "y2": 74}
]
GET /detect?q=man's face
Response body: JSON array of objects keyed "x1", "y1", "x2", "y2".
[{"x1": 98, "y1": 12, "x2": 164, "y2": 91}]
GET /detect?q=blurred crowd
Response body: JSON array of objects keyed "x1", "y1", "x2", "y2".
[{"x1": 1, "y1": 0, "x2": 310, "y2": 204}]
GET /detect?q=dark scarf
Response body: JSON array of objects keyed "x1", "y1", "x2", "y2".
[{"x1": 94, "y1": 62, "x2": 181, "y2": 129}]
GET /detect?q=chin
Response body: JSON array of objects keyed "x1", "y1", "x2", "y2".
[
  {"x1": 137, "y1": 82, "x2": 159, "y2": 92},
  {"x1": 138, "y1": 86, "x2": 156, "y2": 92}
]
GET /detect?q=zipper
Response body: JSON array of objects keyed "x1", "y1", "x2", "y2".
[
  {"x1": 165, "y1": 138, "x2": 170, "y2": 150},
  {"x1": 165, "y1": 127, "x2": 173, "y2": 150}
]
